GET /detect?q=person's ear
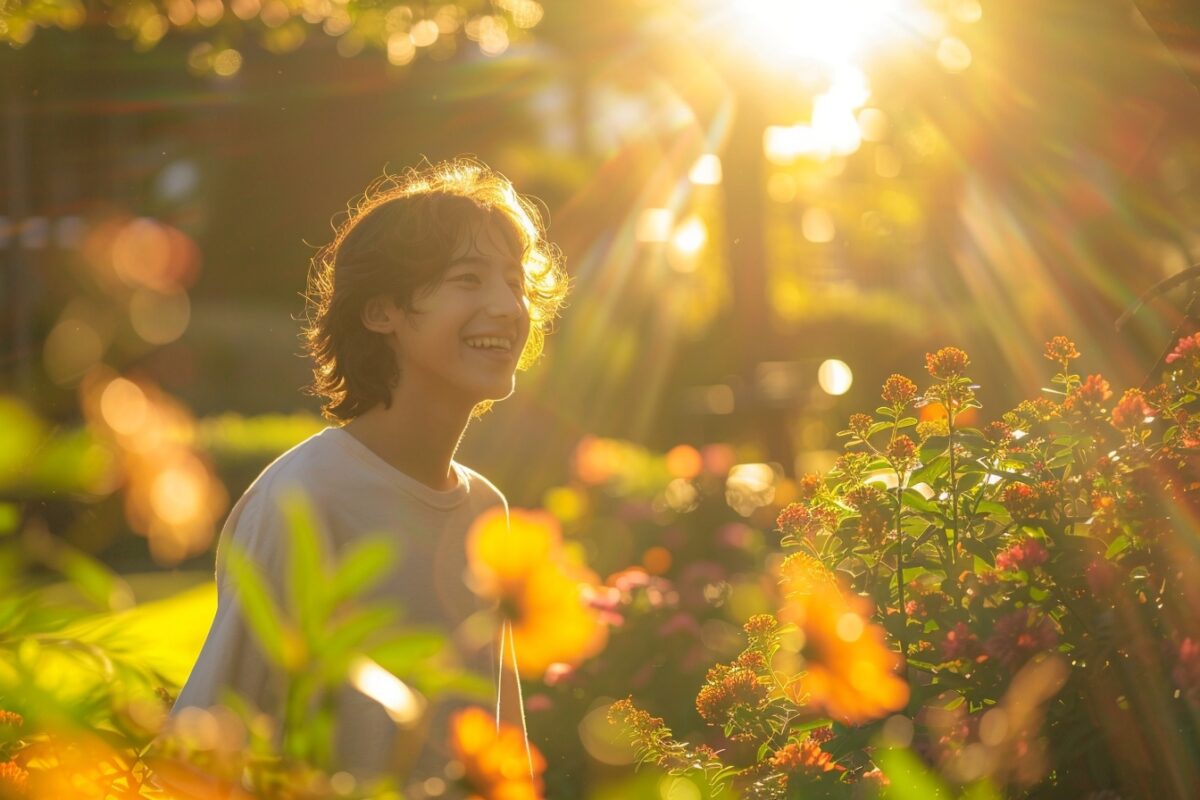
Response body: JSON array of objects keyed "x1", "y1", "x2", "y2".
[{"x1": 361, "y1": 296, "x2": 398, "y2": 334}]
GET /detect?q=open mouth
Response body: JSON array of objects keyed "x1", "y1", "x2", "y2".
[{"x1": 464, "y1": 336, "x2": 514, "y2": 355}]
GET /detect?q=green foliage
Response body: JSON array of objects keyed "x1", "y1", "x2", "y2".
[
  {"x1": 0, "y1": 397, "x2": 476, "y2": 797},
  {"x1": 610, "y1": 339, "x2": 1200, "y2": 799}
]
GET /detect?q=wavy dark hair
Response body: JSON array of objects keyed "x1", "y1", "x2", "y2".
[{"x1": 302, "y1": 158, "x2": 569, "y2": 421}]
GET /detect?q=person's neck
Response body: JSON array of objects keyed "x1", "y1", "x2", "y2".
[{"x1": 342, "y1": 388, "x2": 472, "y2": 491}]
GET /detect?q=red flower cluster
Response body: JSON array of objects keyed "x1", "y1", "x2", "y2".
[
  {"x1": 769, "y1": 738, "x2": 845, "y2": 777},
  {"x1": 1043, "y1": 336, "x2": 1080, "y2": 363},
  {"x1": 941, "y1": 621, "x2": 982, "y2": 662},
  {"x1": 1075, "y1": 374, "x2": 1112, "y2": 406},
  {"x1": 1002, "y1": 481, "x2": 1057, "y2": 519},
  {"x1": 1111, "y1": 389, "x2": 1152, "y2": 430},
  {"x1": 984, "y1": 420, "x2": 1013, "y2": 445},
  {"x1": 887, "y1": 435, "x2": 918, "y2": 467},
  {"x1": 795, "y1": 473, "x2": 823, "y2": 501},
  {"x1": 776, "y1": 502, "x2": 838, "y2": 540},
  {"x1": 994, "y1": 538, "x2": 1049, "y2": 573},
  {"x1": 743, "y1": 614, "x2": 779, "y2": 638},
  {"x1": 0, "y1": 760, "x2": 28, "y2": 798},
  {"x1": 844, "y1": 485, "x2": 890, "y2": 542},
  {"x1": 847, "y1": 413, "x2": 873, "y2": 438},
  {"x1": 695, "y1": 661, "x2": 768, "y2": 730},
  {"x1": 1165, "y1": 332, "x2": 1200, "y2": 368},
  {"x1": 925, "y1": 347, "x2": 970, "y2": 380},
  {"x1": 985, "y1": 608, "x2": 1058, "y2": 669},
  {"x1": 882, "y1": 374, "x2": 918, "y2": 406}
]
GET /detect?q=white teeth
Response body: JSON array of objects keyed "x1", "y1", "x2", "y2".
[{"x1": 464, "y1": 336, "x2": 512, "y2": 351}]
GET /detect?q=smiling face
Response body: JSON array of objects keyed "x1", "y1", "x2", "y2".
[{"x1": 365, "y1": 216, "x2": 532, "y2": 411}]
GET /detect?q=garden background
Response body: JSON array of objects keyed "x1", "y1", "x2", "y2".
[{"x1": 4, "y1": 1, "x2": 1200, "y2": 798}]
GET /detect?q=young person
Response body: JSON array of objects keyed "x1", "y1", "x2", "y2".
[{"x1": 172, "y1": 158, "x2": 568, "y2": 788}]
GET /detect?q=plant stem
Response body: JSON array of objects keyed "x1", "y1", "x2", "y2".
[
  {"x1": 945, "y1": 398, "x2": 964, "y2": 607},
  {"x1": 894, "y1": 480, "x2": 909, "y2": 674}
]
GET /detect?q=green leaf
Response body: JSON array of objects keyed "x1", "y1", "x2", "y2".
[
  {"x1": 877, "y1": 747, "x2": 953, "y2": 799},
  {"x1": 225, "y1": 546, "x2": 288, "y2": 668},
  {"x1": 316, "y1": 605, "x2": 400, "y2": 682},
  {"x1": 280, "y1": 492, "x2": 327, "y2": 637},
  {"x1": 975, "y1": 501, "x2": 1007, "y2": 517},
  {"x1": 58, "y1": 547, "x2": 134, "y2": 612},
  {"x1": 956, "y1": 472, "x2": 987, "y2": 493},
  {"x1": 330, "y1": 537, "x2": 398, "y2": 606},
  {"x1": 900, "y1": 489, "x2": 939, "y2": 515},
  {"x1": 918, "y1": 437, "x2": 950, "y2": 464},
  {"x1": 1104, "y1": 535, "x2": 1130, "y2": 559},
  {"x1": 912, "y1": 524, "x2": 942, "y2": 550},
  {"x1": 960, "y1": 537, "x2": 995, "y2": 567},
  {"x1": 366, "y1": 629, "x2": 446, "y2": 674},
  {"x1": 869, "y1": 421, "x2": 894, "y2": 437}
]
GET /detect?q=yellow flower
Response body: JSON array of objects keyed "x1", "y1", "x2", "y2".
[
  {"x1": 778, "y1": 581, "x2": 909, "y2": 725},
  {"x1": 450, "y1": 706, "x2": 546, "y2": 800},
  {"x1": 467, "y1": 508, "x2": 607, "y2": 677}
]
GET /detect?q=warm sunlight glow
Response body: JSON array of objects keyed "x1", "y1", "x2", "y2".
[
  {"x1": 671, "y1": 216, "x2": 708, "y2": 257},
  {"x1": 735, "y1": 0, "x2": 912, "y2": 67},
  {"x1": 348, "y1": 656, "x2": 425, "y2": 725},
  {"x1": 688, "y1": 154, "x2": 723, "y2": 185}
]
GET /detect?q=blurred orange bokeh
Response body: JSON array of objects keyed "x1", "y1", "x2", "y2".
[{"x1": 466, "y1": 508, "x2": 608, "y2": 678}]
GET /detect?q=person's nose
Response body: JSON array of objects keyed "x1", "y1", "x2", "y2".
[{"x1": 486, "y1": 277, "x2": 527, "y2": 321}]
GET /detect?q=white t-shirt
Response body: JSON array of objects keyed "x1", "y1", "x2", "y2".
[{"x1": 172, "y1": 426, "x2": 507, "y2": 786}]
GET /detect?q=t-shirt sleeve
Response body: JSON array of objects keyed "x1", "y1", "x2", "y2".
[{"x1": 172, "y1": 491, "x2": 290, "y2": 716}]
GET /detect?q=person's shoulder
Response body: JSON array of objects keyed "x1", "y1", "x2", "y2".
[{"x1": 244, "y1": 426, "x2": 349, "y2": 495}]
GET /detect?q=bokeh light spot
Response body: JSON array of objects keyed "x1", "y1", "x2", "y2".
[
  {"x1": 659, "y1": 776, "x2": 701, "y2": 800},
  {"x1": 937, "y1": 36, "x2": 972, "y2": 72},
  {"x1": 643, "y1": 546, "x2": 672, "y2": 575},
  {"x1": 212, "y1": 48, "x2": 243, "y2": 76},
  {"x1": 100, "y1": 378, "x2": 149, "y2": 436},
  {"x1": 802, "y1": 207, "x2": 836, "y2": 243},
  {"x1": 388, "y1": 33, "x2": 416, "y2": 65},
  {"x1": 43, "y1": 317, "x2": 103, "y2": 386},
  {"x1": 817, "y1": 359, "x2": 853, "y2": 395},
  {"x1": 836, "y1": 611, "x2": 865, "y2": 642},
  {"x1": 410, "y1": 19, "x2": 439, "y2": 47},
  {"x1": 130, "y1": 288, "x2": 191, "y2": 345},
  {"x1": 688, "y1": 153, "x2": 722, "y2": 185},
  {"x1": 578, "y1": 702, "x2": 636, "y2": 765},
  {"x1": 665, "y1": 444, "x2": 703, "y2": 479}
]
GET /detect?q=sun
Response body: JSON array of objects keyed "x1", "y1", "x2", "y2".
[{"x1": 734, "y1": 0, "x2": 914, "y2": 67}]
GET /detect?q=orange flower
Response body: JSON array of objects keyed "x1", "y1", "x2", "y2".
[
  {"x1": 881, "y1": 374, "x2": 918, "y2": 406},
  {"x1": 777, "y1": 581, "x2": 909, "y2": 725},
  {"x1": 467, "y1": 508, "x2": 607, "y2": 677},
  {"x1": 1111, "y1": 389, "x2": 1152, "y2": 430},
  {"x1": 925, "y1": 347, "x2": 969, "y2": 380},
  {"x1": 1043, "y1": 336, "x2": 1080, "y2": 363},
  {"x1": 450, "y1": 706, "x2": 546, "y2": 800},
  {"x1": 770, "y1": 738, "x2": 844, "y2": 777},
  {"x1": 0, "y1": 760, "x2": 28, "y2": 798}
]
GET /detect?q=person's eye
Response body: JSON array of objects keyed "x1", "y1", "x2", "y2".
[{"x1": 452, "y1": 272, "x2": 481, "y2": 284}]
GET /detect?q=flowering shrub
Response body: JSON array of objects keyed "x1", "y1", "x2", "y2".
[{"x1": 611, "y1": 338, "x2": 1200, "y2": 798}]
